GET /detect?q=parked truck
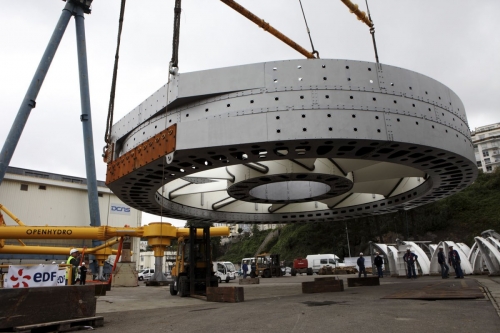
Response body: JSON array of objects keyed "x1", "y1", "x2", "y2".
[{"x1": 291, "y1": 258, "x2": 313, "y2": 276}]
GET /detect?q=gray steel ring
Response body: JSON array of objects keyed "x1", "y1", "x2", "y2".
[{"x1": 107, "y1": 59, "x2": 477, "y2": 224}]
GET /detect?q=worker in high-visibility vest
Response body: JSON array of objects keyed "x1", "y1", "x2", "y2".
[{"x1": 66, "y1": 248, "x2": 80, "y2": 285}]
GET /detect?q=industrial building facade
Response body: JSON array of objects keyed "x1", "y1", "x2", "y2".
[
  {"x1": 0, "y1": 167, "x2": 141, "y2": 265},
  {"x1": 472, "y1": 122, "x2": 500, "y2": 173}
]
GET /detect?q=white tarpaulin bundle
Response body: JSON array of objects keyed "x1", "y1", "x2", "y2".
[{"x1": 3, "y1": 265, "x2": 63, "y2": 288}]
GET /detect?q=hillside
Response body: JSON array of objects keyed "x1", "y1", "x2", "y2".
[{"x1": 219, "y1": 169, "x2": 500, "y2": 262}]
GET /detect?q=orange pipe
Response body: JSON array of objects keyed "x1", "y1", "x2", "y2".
[
  {"x1": 340, "y1": 0, "x2": 373, "y2": 27},
  {"x1": 220, "y1": 0, "x2": 316, "y2": 59}
]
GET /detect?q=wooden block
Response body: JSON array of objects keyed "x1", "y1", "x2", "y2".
[
  {"x1": 0, "y1": 285, "x2": 96, "y2": 330},
  {"x1": 314, "y1": 277, "x2": 339, "y2": 282},
  {"x1": 238, "y1": 277, "x2": 260, "y2": 285},
  {"x1": 302, "y1": 281, "x2": 344, "y2": 293},
  {"x1": 14, "y1": 316, "x2": 104, "y2": 331},
  {"x1": 93, "y1": 283, "x2": 109, "y2": 296},
  {"x1": 347, "y1": 276, "x2": 380, "y2": 287},
  {"x1": 206, "y1": 287, "x2": 244, "y2": 303}
]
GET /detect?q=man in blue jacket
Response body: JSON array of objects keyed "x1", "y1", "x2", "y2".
[
  {"x1": 437, "y1": 247, "x2": 449, "y2": 279},
  {"x1": 357, "y1": 253, "x2": 367, "y2": 278},
  {"x1": 374, "y1": 252, "x2": 384, "y2": 278},
  {"x1": 448, "y1": 246, "x2": 464, "y2": 279},
  {"x1": 403, "y1": 248, "x2": 418, "y2": 279},
  {"x1": 242, "y1": 261, "x2": 248, "y2": 279}
]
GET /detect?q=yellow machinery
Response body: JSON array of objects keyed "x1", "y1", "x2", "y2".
[
  {"x1": 170, "y1": 226, "x2": 218, "y2": 297},
  {"x1": 0, "y1": 204, "x2": 229, "y2": 281},
  {"x1": 250, "y1": 253, "x2": 283, "y2": 278}
]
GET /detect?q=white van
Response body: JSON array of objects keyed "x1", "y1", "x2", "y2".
[
  {"x1": 213, "y1": 262, "x2": 236, "y2": 283},
  {"x1": 305, "y1": 254, "x2": 340, "y2": 273},
  {"x1": 138, "y1": 268, "x2": 154, "y2": 281}
]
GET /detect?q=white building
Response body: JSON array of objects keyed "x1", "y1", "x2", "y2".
[
  {"x1": 138, "y1": 250, "x2": 176, "y2": 272},
  {"x1": 0, "y1": 166, "x2": 141, "y2": 264},
  {"x1": 471, "y1": 123, "x2": 500, "y2": 173}
]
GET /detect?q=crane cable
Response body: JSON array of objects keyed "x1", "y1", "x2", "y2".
[
  {"x1": 364, "y1": 0, "x2": 380, "y2": 64},
  {"x1": 298, "y1": 0, "x2": 319, "y2": 58},
  {"x1": 159, "y1": 0, "x2": 182, "y2": 245},
  {"x1": 104, "y1": 0, "x2": 127, "y2": 155},
  {"x1": 170, "y1": 0, "x2": 182, "y2": 72}
]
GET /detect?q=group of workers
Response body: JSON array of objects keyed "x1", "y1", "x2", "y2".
[
  {"x1": 356, "y1": 245, "x2": 465, "y2": 279},
  {"x1": 64, "y1": 248, "x2": 88, "y2": 285},
  {"x1": 403, "y1": 245, "x2": 464, "y2": 279}
]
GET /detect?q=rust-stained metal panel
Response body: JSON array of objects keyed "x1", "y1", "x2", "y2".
[
  {"x1": 106, "y1": 124, "x2": 176, "y2": 184},
  {"x1": 382, "y1": 279, "x2": 484, "y2": 300}
]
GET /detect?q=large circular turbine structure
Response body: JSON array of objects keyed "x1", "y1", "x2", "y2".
[{"x1": 105, "y1": 59, "x2": 477, "y2": 224}]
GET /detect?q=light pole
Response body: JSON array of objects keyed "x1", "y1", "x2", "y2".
[{"x1": 345, "y1": 222, "x2": 351, "y2": 258}]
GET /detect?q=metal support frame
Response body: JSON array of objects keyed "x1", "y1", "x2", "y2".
[
  {"x1": 0, "y1": 2, "x2": 102, "y2": 248},
  {"x1": 189, "y1": 226, "x2": 195, "y2": 296},
  {"x1": 74, "y1": 5, "x2": 101, "y2": 247},
  {"x1": 0, "y1": 2, "x2": 74, "y2": 184},
  {"x1": 204, "y1": 226, "x2": 211, "y2": 290}
]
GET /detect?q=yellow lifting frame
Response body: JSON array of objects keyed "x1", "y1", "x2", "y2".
[
  {"x1": 0, "y1": 204, "x2": 229, "y2": 270},
  {"x1": 220, "y1": 0, "x2": 317, "y2": 59}
]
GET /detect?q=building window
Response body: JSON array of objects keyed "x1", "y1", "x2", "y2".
[
  {"x1": 98, "y1": 193, "x2": 103, "y2": 197},
  {"x1": 476, "y1": 161, "x2": 482, "y2": 167},
  {"x1": 20, "y1": 184, "x2": 28, "y2": 191},
  {"x1": 141, "y1": 256, "x2": 144, "y2": 262},
  {"x1": 485, "y1": 158, "x2": 491, "y2": 164},
  {"x1": 483, "y1": 151, "x2": 489, "y2": 157},
  {"x1": 486, "y1": 166, "x2": 492, "y2": 172},
  {"x1": 38, "y1": 185, "x2": 46, "y2": 190},
  {"x1": 479, "y1": 134, "x2": 485, "y2": 140}
]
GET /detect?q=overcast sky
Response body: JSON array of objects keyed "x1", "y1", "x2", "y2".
[{"x1": 1, "y1": 0, "x2": 499, "y2": 227}]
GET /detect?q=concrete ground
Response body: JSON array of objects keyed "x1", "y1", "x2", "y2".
[{"x1": 95, "y1": 275, "x2": 500, "y2": 333}]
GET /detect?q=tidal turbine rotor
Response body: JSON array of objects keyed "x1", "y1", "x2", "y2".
[{"x1": 105, "y1": 59, "x2": 477, "y2": 224}]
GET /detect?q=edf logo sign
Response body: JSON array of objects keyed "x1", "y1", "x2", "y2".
[
  {"x1": 110, "y1": 203, "x2": 131, "y2": 216},
  {"x1": 4, "y1": 266, "x2": 60, "y2": 288},
  {"x1": 33, "y1": 272, "x2": 57, "y2": 283}
]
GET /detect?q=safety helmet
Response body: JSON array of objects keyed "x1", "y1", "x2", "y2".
[
  {"x1": 406, "y1": 247, "x2": 411, "y2": 251},
  {"x1": 81, "y1": 262, "x2": 86, "y2": 266},
  {"x1": 359, "y1": 252, "x2": 363, "y2": 256},
  {"x1": 70, "y1": 248, "x2": 79, "y2": 255}
]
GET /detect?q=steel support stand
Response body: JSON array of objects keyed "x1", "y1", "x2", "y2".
[
  {"x1": 189, "y1": 226, "x2": 196, "y2": 296},
  {"x1": 153, "y1": 255, "x2": 167, "y2": 281},
  {"x1": 0, "y1": 2, "x2": 75, "y2": 184},
  {"x1": 74, "y1": 6, "x2": 102, "y2": 248},
  {"x1": 204, "y1": 226, "x2": 211, "y2": 289}
]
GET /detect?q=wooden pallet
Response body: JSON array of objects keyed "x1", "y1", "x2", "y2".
[{"x1": 13, "y1": 316, "x2": 103, "y2": 332}]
